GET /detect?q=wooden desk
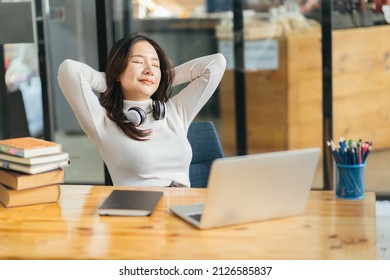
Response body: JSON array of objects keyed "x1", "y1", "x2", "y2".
[{"x1": 0, "y1": 185, "x2": 377, "y2": 260}]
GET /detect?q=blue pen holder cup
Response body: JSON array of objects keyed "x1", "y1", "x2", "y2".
[{"x1": 335, "y1": 163, "x2": 366, "y2": 200}]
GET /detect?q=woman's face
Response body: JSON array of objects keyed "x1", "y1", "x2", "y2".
[{"x1": 118, "y1": 40, "x2": 161, "y2": 101}]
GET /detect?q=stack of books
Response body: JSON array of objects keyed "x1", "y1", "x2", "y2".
[{"x1": 0, "y1": 137, "x2": 70, "y2": 208}]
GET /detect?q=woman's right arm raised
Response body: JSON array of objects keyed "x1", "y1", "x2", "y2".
[{"x1": 57, "y1": 59, "x2": 107, "y2": 138}]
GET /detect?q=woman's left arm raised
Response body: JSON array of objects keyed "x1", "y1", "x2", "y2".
[{"x1": 171, "y1": 53, "x2": 226, "y2": 126}]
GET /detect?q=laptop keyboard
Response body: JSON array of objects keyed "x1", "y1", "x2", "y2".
[{"x1": 189, "y1": 213, "x2": 202, "y2": 222}]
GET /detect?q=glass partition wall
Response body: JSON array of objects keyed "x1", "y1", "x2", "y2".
[
  {"x1": 329, "y1": 0, "x2": 390, "y2": 197},
  {"x1": 1, "y1": 0, "x2": 389, "y2": 196}
]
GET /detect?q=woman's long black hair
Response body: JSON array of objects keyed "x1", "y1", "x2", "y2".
[{"x1": 100, "y1": 33, "x2": 175, "y2": 140}]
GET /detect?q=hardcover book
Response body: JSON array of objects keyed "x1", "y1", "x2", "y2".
[
  {"x1": 0, "y1": 152, "x2": 69, "y2": 165},
  {"x1": 0, "y1": 159, "x2": 70, "y2": 174},
  {"x1": 0, "y1": 183, "x2": 60, "y2": 208},
  {"x1": 0, "y1": 137, "x2": 62, "y2": 158},
  {"x1": 0, "y1": 168, "x2": 65, "y2": 190},
  {"x1": 98, "y1": 190, "x2": 163, "y2": 216}
]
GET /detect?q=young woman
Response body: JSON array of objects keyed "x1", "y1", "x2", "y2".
[{"x1": 57, "y1": 33, "x2": 226, "y2": 187}]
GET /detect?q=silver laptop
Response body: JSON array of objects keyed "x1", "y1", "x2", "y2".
[{"x1": 170, "y1": 148, "x2": 320, "y2": 229}]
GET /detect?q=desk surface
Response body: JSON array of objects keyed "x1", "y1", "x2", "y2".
[{"x1": 0, "y1": 185, "x2": 377, "y2": 260}]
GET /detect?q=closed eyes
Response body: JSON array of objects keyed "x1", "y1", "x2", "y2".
[
  {"x1": 130, "y1": 54, "x2": 159, "y2": 66},
  {"x1": 131, "y1": 59, "x2": 159, "y2": 68}
]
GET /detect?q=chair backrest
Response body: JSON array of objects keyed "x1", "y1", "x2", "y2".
[
  {"x1": 187, "y1": 121, "x2": 224, "y2": 188},
  {"x1": 104, "y1": 164, "x2": 113, "y2": 186}
]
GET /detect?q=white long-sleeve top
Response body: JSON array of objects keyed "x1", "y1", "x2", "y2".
[{"x1": 57, "y1": 53, "x2": 226, "y2": 187}]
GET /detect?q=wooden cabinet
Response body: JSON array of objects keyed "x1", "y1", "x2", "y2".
[{"x1": 219, "y1": 25, "x2": 390, "y2": 156}]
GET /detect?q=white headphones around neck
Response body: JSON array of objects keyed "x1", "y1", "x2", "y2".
[{"x1": 124, "y1": 100, "x2": 166, "y2": 126}]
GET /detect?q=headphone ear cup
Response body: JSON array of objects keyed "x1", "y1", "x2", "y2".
[
  {"x1": 125, "y1": 107, "x2": 147, "y2": 126},
  {"x1": 152, "y1": 100, "x2": 166, "y2": 120}
]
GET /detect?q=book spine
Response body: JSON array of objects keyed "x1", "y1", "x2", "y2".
[
  {"x1": 0, "y1": 184, "x2": 60, "y2": 207},
  {"x1": 0, "y1": 146, "x2": 24, "y2": 157},
  {"x1": 0, "y1": 160, "x2": 10, "y2": 169}
]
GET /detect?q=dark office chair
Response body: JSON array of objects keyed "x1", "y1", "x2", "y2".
[
  {"x1": 187, "y1": 121, "x2": 224, "y2": 188},
  {"x1": 104, "y1": 164, "x2": 113, "y2": 186},
  {"x1": 3, "y1": 89, "x2": 30, "y2": 138},
  {"x1": 104, "y1": 121, "x2": 224, "y2": 187}
]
